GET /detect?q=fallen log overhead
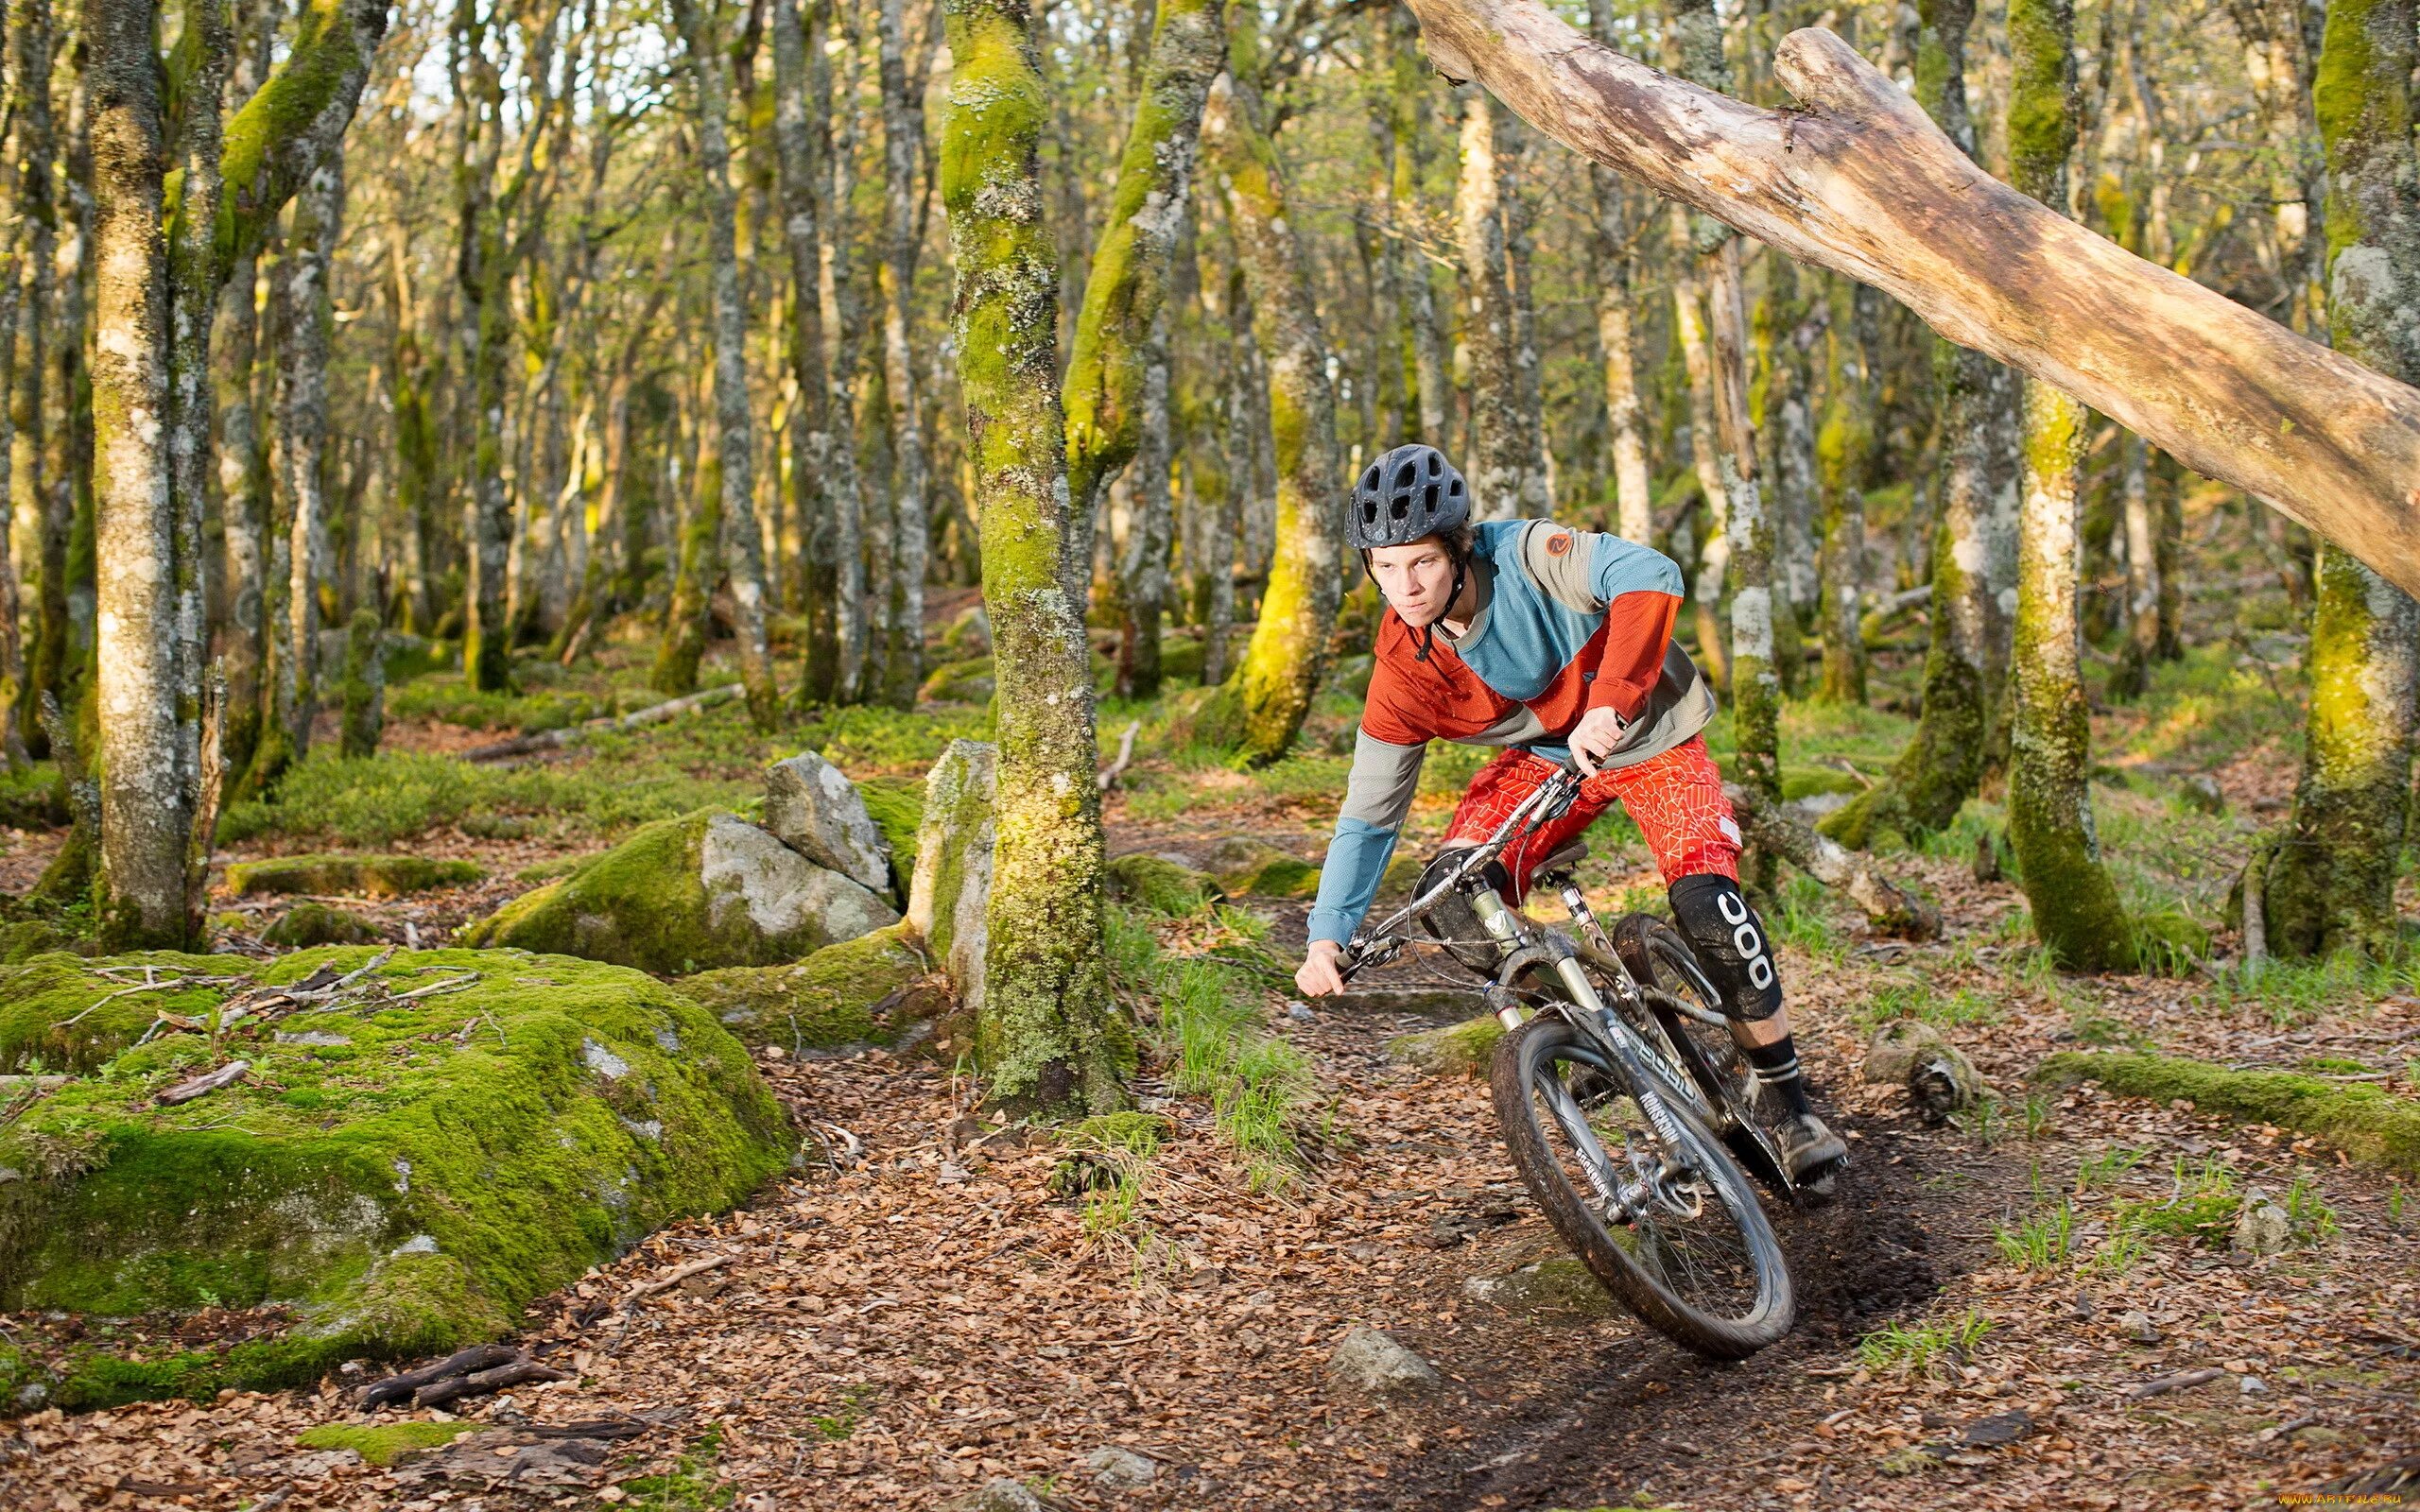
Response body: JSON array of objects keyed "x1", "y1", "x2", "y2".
[{"x1": 1398, "y1": 0, "x2": 2420, "y2": 601}]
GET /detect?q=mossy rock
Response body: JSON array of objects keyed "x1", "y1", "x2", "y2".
[
  {"x1": 1, "y1": 952, "x2": 239, "y2": 1075},
  {"x1": 906, "y1": 742, "x2": 996, "y2": 1017},
  {"x1": 294, "y1": 1419, "x2": 487, "y2": 1466},
  {"x1": 263, "y1": 904, "x2": 383, "y2": 949},
  {"x1": 1461, "y1": 1257, "x2": 1617, "y2": 1320},
  {"x1": 675, "y1": 923, "x2": 931, "y2": 1053},
  {"x1": 459, "y1": 810, "x2": 899, "y2": 975},
  {"x1": 1374, "y1": 853, "x2": 1425, "y2": 906},
  {"x1": 1105, "y1": 853, "x2": 1222, "y2": 917},
  {"x1": 918, "y1": 655, "x2": 995, "y2": 704},
  {"x1": 2036, "y1": 1051, "x2": 2420, "y2": 1177},
  {"x1": 0, "y1": 946, "x2": 787, "y2": 1412},
  {"x1": 225, "y1": 854, "x2": 486, "y2": 900},
  {"x1": 1203, "y1": 836, "x2": 1320, "y2": 900},
  {"x1": 1387, "y1": 1015, "x2": 1504, "y2": 1078}
]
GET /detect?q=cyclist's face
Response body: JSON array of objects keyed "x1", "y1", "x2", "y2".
[{"x1": 1368, "y1": 538, "x2": 1458, "y2": 627}]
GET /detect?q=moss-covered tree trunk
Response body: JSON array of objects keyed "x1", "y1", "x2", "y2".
[
  {"x1": 652, "y1": 426, "x2": 718, "y2": 698},
  {"x1": 1387, "y1": 13, "x2": 1452, "y2": 454},
  {"x1": 1814, "y1": 274, "x2": 1871, "y2": 705},
  {"x1": 875, "y1": 0, "x2": 930, "y2": 709},
  {"x1": 0, "y1": 267, "x2": 23, "y2": 769},
  {"x1": 2107, "y1": 432, "x2": 2162, "y2": 698},
  {"x1": 2005, "y1": 0, "x2": 2135, "y2": 971},
  {"x1": 1059, "y1": 0, "x2": 1224, "y2": 695},
  {"x1": 1456, "y1": 92, "x2": 1522, "y2": 523},
  {"x1": 456, "y1": 3, "x2": 512, "y2": 695},
  {"x1": 1201, "y1": 6, "x2": 1345, "y2": 766},
  {"x1": 1664, "y1": 206, "x2": 1730, "y2": 685},
  {"x1": 275, "y1": 149, "x2": 343, "y2": 770},
  {"x1": 942, "y1": 0, "x2": 1130, "y2": 1116},
  {"x1": 1587, "y1": 169, "x2": 1653, "y2": 542},
  {"x1": 671, "y1": 0, "x2": 778, "y2": 730},
  {"x1": 386, "y1": 241, "x2": 439, "y2": 639},
  {"x1": 2264, "y1": 0, "x2": 2420, "y2": 958},
  {"x1": 770, "y1": 0, "x2": 862, "y2": 708},
  {"x1": 1823, "y1": 0, "x2": 2008, "y2": 846},
  {"x1": 13, "y1": 0, "x2": 60, "y2": 760}
]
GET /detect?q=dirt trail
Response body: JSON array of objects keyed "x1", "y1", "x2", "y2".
[{"x1": 9, "y1": 809, "x2": 2420, "y2": 1510}]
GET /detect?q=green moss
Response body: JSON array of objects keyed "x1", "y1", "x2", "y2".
[
  {"x1": 675, "y1": 923, "x2": 929, "y2": 1051},
  {"x1": 0, "y1": 951, "x2": 236, "y2": 1074},
  {"x1": 339, "y1": 610, "x2": 387, "y2": 760},
  {"x1": 2037, "y1": 1051, "x2": 2420, "y2": 1176},
  {"x1": 295, "y1": 1419, "x2": 486, "y2": 1466},
  {"x1": 854, "y1": 777, "x2": 925, "y2": 881},
  {"x1": 1206, "y1": 837, "x2": 1321, "y2": 899},
  {"x1": 229, "y1": 854, "x2": 486, "y2": 899},
  {"x1": 263, "y1": 903, "x2": 382, "y2": 948},
  {"x1": 917, "y1": 655, "x2": 994, "y2": 703},
  {"x1": 0, "y1": 946, "x2": 786, "y2": 1410},
  {"x1": 1104, "y1": 853, "x2": 1221, "y2": 917},
  {"x1": 2007, "y1": 0, "x2": 2080, "y2": 203},
  {"x1": 1387, "y1": 1015, "x2": 1504, "y2": 1078},
  {"x1": 460, "y1": 810, "x2": 895, "y2": 973}
]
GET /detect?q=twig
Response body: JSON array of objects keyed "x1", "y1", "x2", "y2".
[
  {"x1": 157, "y1": 1060, "x2": 251, "y2": 1106},
  {"x1": 1097, "y1": 720, "x2": 1141, "y2": 793},
  {"x1": 624, "y1": 1253, "x2": 731, "y2": 1300},
  {"x1": 2125, "y1": 1366, "x2": 2228, "y2": 1400},
  {"x1": 60, "y1": 978, "x2": 192, "y2": 1027},
  {"x1": 460, "y1": 683, "x2": 743, "y2": 763}
]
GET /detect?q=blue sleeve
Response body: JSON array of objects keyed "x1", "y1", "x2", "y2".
[{"x1": 1306, "y1": 818, "x2": 1402, "y2": 947}]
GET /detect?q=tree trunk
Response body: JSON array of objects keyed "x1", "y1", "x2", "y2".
[
  {"x1": 941, "y1": 0, "x2": 1127, "y2": 1117},
  {"x1": 653, "y1": 385, "x2": 717, "y2": 697},
  {"x1": 1201, "y1": 16, "x2": 1345, "y2": 767},
  {"x1": 275, "y1": 147, "x2": 343, "y2": 768},
  {"x1": 1823, "y1": 0, "x2": 2007, "y2": 846},
  {"x1": 1814, "y1": 276, "x2": 1870, "y2": 704},
  {"x1": 1061, "y1": 0, "x2": 1224, "y2": 692},
  {"x1": 2263, "y1": 0, "x2": 2420, "y2": 959},
  {"x1": 13, "y1": 0, "x2": 61, "y2": 760},
  {"x1": 771, "y1": 0, "x2": 859, "y2": 707},
  {"x1": 387, "y1": 240, "x2": 438, "y2": 637},
  {"x1": 90, "y1": 0, "x2": 187, "y2": 945},
  {"x1": 1397, "y1": 0, "x2": 2420, "y2": 603},
  {"x1": 2001, "y1": 0, "x2": 2135, "y2": 971},
  {"x1": 0, "y1": 262, "x2": 25, "y2": 768},
  {"x1": 1388, "y1": 12, "x2": 1452, "y2": 454},
  {"x1": 673, "y1": 0, "x2": 778, "y2": 730},
  {"x1": 1457, "y1": 92, "x2": 1536, "y2": 523},
  {"x1": 457, "y1": 5, "x2": 511, "y2": 694},
  {"x1": 876, "y1": 0, "x2": 930, "y2": 709}
]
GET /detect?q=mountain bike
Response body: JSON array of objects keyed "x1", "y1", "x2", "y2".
[{"x1": 1337, "y1": 760, "x2": 1804, "y2": 1359}]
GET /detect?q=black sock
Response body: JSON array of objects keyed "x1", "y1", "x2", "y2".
[{"x1": 1740, "y1": 1034, "x2": 1814, "y2": 1118}]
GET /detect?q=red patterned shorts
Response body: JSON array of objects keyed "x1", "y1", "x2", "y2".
[{"x1": 1442, "y1": 734, "x2": 1741, "y2": 900}]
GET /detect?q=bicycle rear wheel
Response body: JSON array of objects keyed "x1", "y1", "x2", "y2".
[
  {"x1": 1489, "y1": 1016, "x2": 1792, "y2": 1359},
  {"x1": 1614, "y1": 914, "x2": 1794, "y2": 1195}
]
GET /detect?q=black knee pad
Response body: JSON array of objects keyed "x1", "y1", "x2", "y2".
[{"x1": 1668, "y1": 873, "x2": 1784, "y2": 1022}]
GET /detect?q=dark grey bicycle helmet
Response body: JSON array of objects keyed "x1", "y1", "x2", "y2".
[{"x1": 1350, "y1": 443, "x2": 1468, "y2": 551}]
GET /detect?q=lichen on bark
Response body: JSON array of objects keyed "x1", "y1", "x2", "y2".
[
  {"x1": 2266, "y1": 0, "x2": 2420, "y2": 958},
  {"x1": 1200, "y1": 4, "x2": 1345, "y2": 767},
  {"x1": 941, "y1": 0, "x2": 1131, "y2": 1116}
]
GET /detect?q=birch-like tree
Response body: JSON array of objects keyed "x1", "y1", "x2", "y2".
[
  {"x1": 2261, "y1": 0, "x2": 2420, "y2": 957},
  {"x1": 942, "y1": 0, "x2": 1129, "y2": 1115},
  {"x1": 1060, "y1": 0, "x2": 1225, "y2": 696},
  {"x1": 1199, "y1": 3, "x2": 1344, "y2": 766},
  {"x1": 2002, "y1": 0, "x2": 2136, "y2": 969},
  {"x1": 669, "y1": 0, "x2": 777, "y2": 729}
]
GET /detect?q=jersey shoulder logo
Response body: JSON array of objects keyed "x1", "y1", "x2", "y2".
[{"x1": 1544, "y1": 528, "x2": 1572, "y2": 557}]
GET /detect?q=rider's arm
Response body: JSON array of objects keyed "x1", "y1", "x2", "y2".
[
  {"x1": 1519, "y1": 524, "x2": 1685, "y2": 725},
  {"x1": 1305, "y1": 730, "x2": 1426, "y2": 947}
]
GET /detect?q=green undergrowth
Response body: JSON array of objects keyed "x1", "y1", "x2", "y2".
[
  {"x1": 0, "y1": 946, "x2": 787, "y2": 1411},
  {"x1": 618, "y1": 1425, "x2": 734, "y2": 1510},
  {"x1": 2037, "y1": 1050, "x2": 2420, "y2": 1176},
  {"x1": 1106, "y1": 907, "x2": 1317, "y2": 1191},
  {"x1": 2211, "y1": 952, "x2": 2420, "y2": 1026},
  {"x1": 294, "y1": 1419, "x2": 486, "y2": 1465},
  {"x1": 226, "y1": 854, "x2": 485, "y2": 899},
  {"x1": 1856, "y1": 1308, "x2": 1992, "y2": 1376}
]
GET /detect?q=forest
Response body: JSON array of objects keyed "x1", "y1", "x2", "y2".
[{"x1": 0, "y1": 0, "x2": 2415, "y2": 1505}]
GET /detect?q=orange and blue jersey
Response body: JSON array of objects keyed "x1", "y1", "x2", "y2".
[{"x1": 1306, "y1": 518, "x2": 1716, "y2": 947}]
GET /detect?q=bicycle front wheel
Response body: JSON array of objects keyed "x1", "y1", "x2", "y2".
[{"x1": 1490, "y1": 1016, "x2": 1792, "y2": 1359}]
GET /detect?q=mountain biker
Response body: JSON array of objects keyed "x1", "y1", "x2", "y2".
[{"x1": 1293, "y1": 441, "x2": 1850, "y2": 1189}]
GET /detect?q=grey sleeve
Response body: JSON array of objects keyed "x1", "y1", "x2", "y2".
[
  {"x1": 1340, "y1": 729, "x2": 1426, "y2": 830},
  {"x1": 1518, "y1": 521, "x2": 1608, "y2": 615}
]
